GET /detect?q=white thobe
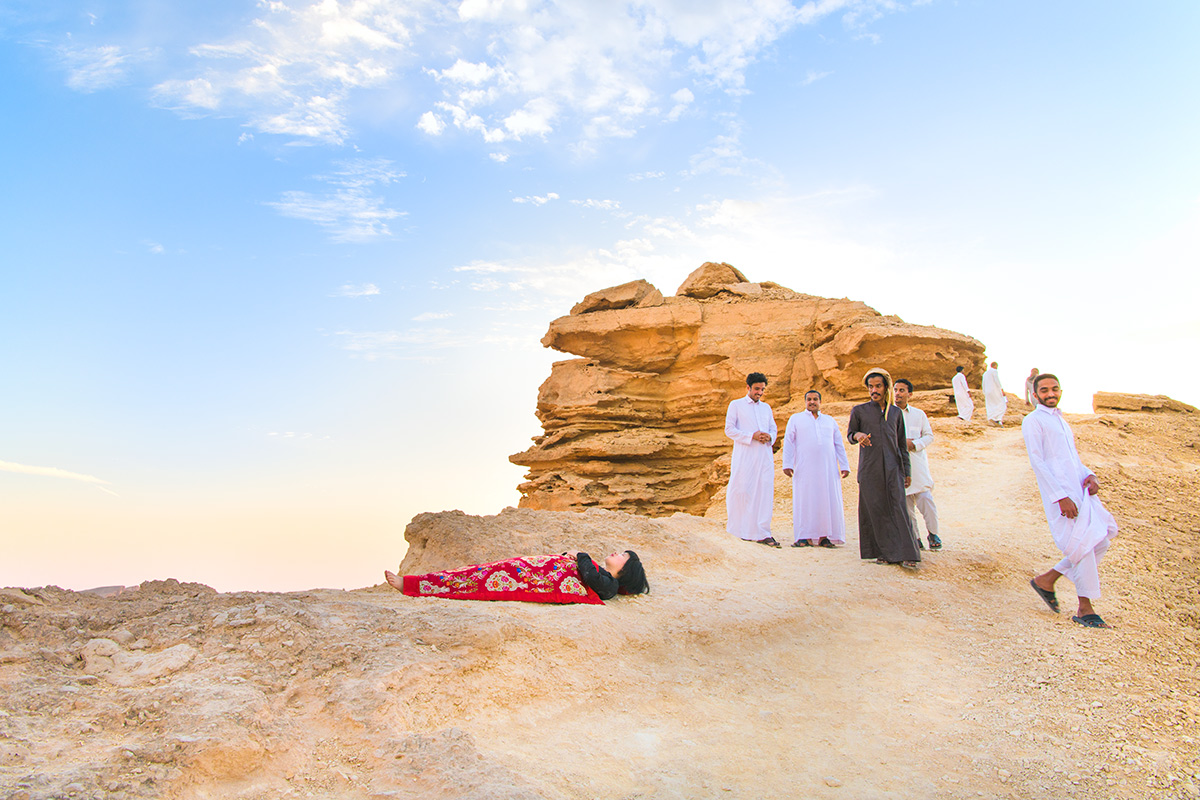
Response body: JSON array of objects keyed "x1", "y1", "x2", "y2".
[
  {"x1": 952, "y1": 372, "x2": 974, "y2": 420},
  {"x1": 781, "y1": 412, "x2": 849, "y2": 544},
  {"x1": 725, "y1": 396, "x2": 777, "y2": 540},
  {"x1": 900, "y1": 404, "x2": 938, "y2": 536},
  {"x1": 982, "y1": 367, "x2": 1008, "y2": 422},
  {"x1": 1022, "y1": 405, "x2": 1118, "y2": 598}
]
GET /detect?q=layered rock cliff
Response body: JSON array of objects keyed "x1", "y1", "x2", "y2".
[{"x1": 510, "y1": 263, "x2": 986, "y2": 516}]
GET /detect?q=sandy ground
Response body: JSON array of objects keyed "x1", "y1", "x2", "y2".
[{"x1": 1, "y1": 408, "x2": 1197, "y2": 799}]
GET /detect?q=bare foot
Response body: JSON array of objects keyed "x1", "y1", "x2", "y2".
[{"x1": 384, "y1": 570, "x2": 404, "y2": 591}]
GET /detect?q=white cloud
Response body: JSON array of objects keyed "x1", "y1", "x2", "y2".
[
  {"x1": 489, "y1": 152, "x2": 509, "y2": 163},
  {"x1": 413, "y1": 311, "x2": 453, "y2": 321},
  {"x1": 268, "y1": 158, "x2": 405, "y2": 241},
  {"x1": 571, "y1": 198, "x2": 620, "y2": 211},
  {"x1": 0, "y1": 460, "x2": 114, "y2": 491},
  {"x1": 801, "y1": 69, "x2": 833, "y2": 86},
  {"x1": 332, "y1": 283, "x2": 381, "y2": 297},
  {"x1": 512, "y1": 192, "x2": 559, "y2": 206},
  {"x1": 417, "y1": 110, "x2": 446, "y2": 135},
  {"x1": 59, "y1": 44, "x2": 137, "y2": 92},
  {"x1": 629, "y1": 171, "x2": 666, "y2": 181},
  {"x1": 144, "y1": 240, "x2": 165, "y2": 255}
]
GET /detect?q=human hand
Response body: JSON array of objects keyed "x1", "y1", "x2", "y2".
[
  {"x1": 1083, "y1": 475, "x2": 1100, "y2": 496},
  {"x1": 904, "y1": 476, "x2": 911, "y2": 489},
  {"x1": 1057, "y1": 497, "x2": 1079, "y2": 519},
  {"x1": 906, "y1": 438, "x2": 916, "y2": 452},
  {"x1": 857, "y1": 433, "x2": 872, "y2": 446},
  {"x1": 753, "y1": 431, "x2": 771, "y2": 444},
  {"x1": 783, "y1": 468, "x2": 794, "y2": 478},
  {"x1": 840, "y1": 470, "x2": 849, "y2": 478}
]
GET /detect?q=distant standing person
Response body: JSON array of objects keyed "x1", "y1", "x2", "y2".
[
  {"x1": 1024, "y1": 374, "x2": 1119, "y2": 628},
  {"x1": 894, "y1": 379, "x2": 942, "y2": 551},
  {"x1": 781, "y1": 390, "x2": 849, "y2": 548},
  {"x1": 847, "y1": 368, "x2": 920, "y2": 569},
  {"x1": 952, "y1": 366, "x2": 974, "y2": 421},
  {"x1": 725, "y1": 372, "x2": 780, "y2": 548},
  {"x1": 982, "y1": 361, "x2": 1008, "y2": 425},
  {"x1": 1025, "y1": 367, "x2": 1039, "y2": 408}
]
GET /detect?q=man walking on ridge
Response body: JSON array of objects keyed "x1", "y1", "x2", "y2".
[
  {"x1": 1025, "y1": 373, "x2": 1119, "y2": 628},
  {"x1": 781, "y1": 390, "x2": 849, "y2": 548},
  {"x1": 847, "y1": 368, "x2": 921, "y2": 569},
  {"x1": 725, "y1": 372, "x2": 780, "y2": 547},
  {"x1": 982, "y1": 361, "x2": 1008, "y2": 425},
  {"x1": 952, "y1": 365, "x2": 974, "y2": 421}
]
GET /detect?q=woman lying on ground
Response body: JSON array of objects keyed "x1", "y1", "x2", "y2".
[{"x1": 384, "y1": 549, "x2": 649, "y2": 605}]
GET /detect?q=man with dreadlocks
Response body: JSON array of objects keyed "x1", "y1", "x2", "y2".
[{"x1": 846, "y1": 368, "x2": 921, "y2": 569}]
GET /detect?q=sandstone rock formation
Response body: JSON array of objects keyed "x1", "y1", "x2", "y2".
[
  {"x1": 1093, "y1": 392, "x2": 1197, "y2": 414},
  {"x1": 510, "y1": 263, "x2": 986, "y2": 516}
]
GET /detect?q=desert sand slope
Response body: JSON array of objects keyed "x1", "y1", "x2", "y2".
[{"x1": 1, "y1": 411, "x2": 1198, "y2": 800}]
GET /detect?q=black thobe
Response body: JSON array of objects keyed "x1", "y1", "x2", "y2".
[{"x1": 846, "y1": 401, "x2": 921, "y2": 563}]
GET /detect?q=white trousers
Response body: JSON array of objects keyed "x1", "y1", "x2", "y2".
[
  {"x1": 1053, "y1": 537, "x2": 1111, "y2": 600},
  {"x1": 906, "y1": 491, "x2": 939, "y2": 535}
]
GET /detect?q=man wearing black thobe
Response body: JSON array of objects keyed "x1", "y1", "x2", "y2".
[{"x1": 846, "y1": 367, "x2": 921, "y2": 568}]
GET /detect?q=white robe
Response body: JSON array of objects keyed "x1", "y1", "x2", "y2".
[
  {"x1": 982, "y1": 366, "x2": 1008, "y2": 422},
  {"x1": 952, "y1": 372, "x2": 974, "y2": 420},
  {"x1": 725, "y1": 395, "x2": 777, "y2": 540},
  {"x1": 899, "y1": 405, "x2": 935, "y2": 495},
  {"x1": 1022, "y1": 405, "x2": 1118, "y2": 597},
  {"x1": 781, "y1": 412, "x2": 849, "y2": 544}
]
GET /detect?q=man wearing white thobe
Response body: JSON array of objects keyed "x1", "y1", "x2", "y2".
[
  {"x1": 1025, "y1": 374, "x2": 1119, "y2": 628},
  {"x1": 982, "y1": 361, "x2": 1008, "y2": 425},
  {"x1": 781, "y1": 391, "x2": 849, "y2": 548},
  {"x1": 895, "y1": 379, "x2": 942, "y2": 550},
  {"x1": 1025, "y1": 367, "x2": 1039, "y2": 408},
  {"x1": 952, "y1": 366, "x2": 974, "y2": 421},
  {"x1": 725, "y1": 372, "x2": 779, "y2": 546}
]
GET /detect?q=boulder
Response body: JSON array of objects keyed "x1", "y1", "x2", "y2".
[
  {"x1": 1093, "y1": 392, "x2": 1197, "y2": 414},
  {"x1": 570, "y1": 279, "x2": 664, "y2": 315},
  {"x1": 511, "y1": 265, "x2": 987, "y2": 516}
]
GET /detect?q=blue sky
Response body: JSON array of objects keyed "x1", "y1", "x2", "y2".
[{"x1": 2, "y1": 0, "x2": 1197, "y2": 592}]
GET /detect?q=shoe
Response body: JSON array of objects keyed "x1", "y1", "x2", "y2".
[{"x1": 928, "y1": 534, "x2": 942, "y2": 551}]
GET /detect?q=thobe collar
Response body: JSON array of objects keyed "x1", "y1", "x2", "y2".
[{"x1": 1033, "y1": 403, "x2": 1063, "y2": 419}]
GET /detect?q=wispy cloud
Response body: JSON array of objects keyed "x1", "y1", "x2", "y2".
[
  {"x1": 572, "y1": 198, "x2": 621, "y2": 211},
  {"x1": 58, "y1": 44, "x2": 139, "y2": 92},
  {"x1": 512, "y1": 192, "x2": 559, "y2": 206},
  {"x1": 801, "y1": 69, "x2": 833, "y2": 86},
  {"x1": 331, "y1": 283, "x2": 381, "y2": 297},
  {"x1": 267, "y1": 158, "x2": 405, "y2": 242},
  {"x1": 413, "y1": 311, "x2": 452, "y2": 321},
  {"x1": 0, "y1": 460, "x2": 116, "y2": 495},
  {"x1": 629, "y1": 171, "x2": 666, "y2": 181}
]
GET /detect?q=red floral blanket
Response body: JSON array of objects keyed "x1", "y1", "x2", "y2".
[{"x1": 401, "y1": 554, "x2": 604, "y2": 605}]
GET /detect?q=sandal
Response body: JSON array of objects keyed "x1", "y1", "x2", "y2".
[
  {"x1": 791, "y1": 539, "x2": 812, "y2": 547},
  {"x1": 1029, "y1": 578, "x2": 1059, "y2": 613},
  {"x1": 1072, "y1": 614, "x2": 1112, "y2": 629},
  {"x1": 817, "y1": 538, "x2": 836, "y2": 548},
  {"x1": 928, "y1": 534, "x2": 943, "y2": 550},
  {"x1": 755, "y1": 537, "x2": 782, "y2": 548}
]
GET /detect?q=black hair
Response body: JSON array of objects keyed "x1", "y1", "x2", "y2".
[
  {"x1": 864, "y1": 372, "x2": 889, "y2": 389},
  {"x1": 1033, "y1": 373, "x2": 1060, "y2": 392},
  {"x1": 804, "y1": 390, "x2": 822, "y2": 400},
  {"x1": 895, "y1": 379, "x2": 914, "y2": 392},
  {"x1": 956, "y1": 366, "x2": 965, "y2": 373},
  {"x1": 616, "y1": 550, "x2": 649, "y2": 595},
  {"x1": 746, "y1": 372, "x2": 767, "y2": 387}
]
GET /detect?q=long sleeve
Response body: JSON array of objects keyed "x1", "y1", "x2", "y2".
[
  {"x1": 575, "y1": 552, "x2": 619, "y2": 600},
  {"x1": 831, "y1": 419, "x2": 849, "y2": 472},
  {"x1": 846, "y1": 406, "x2": 862, "y2": 444},
  {"x1": 895, "y1": 409, "x2": 911, "y2": 478},
  {"x1": 725, "y1": 400, "x2": 757, "y2": 446},
  {"x1": 1022, "y1": 412, "x2": 1073, "y2": 503},
  {"x1": 765, "y1": 406, "x2": 778, "y2": 445},
  {"x1": 911, "y1": 409, "x2": 934, "y2": 451},
  {"x1": 781, "y1": 417, "x2": 796, "y2": 470}
]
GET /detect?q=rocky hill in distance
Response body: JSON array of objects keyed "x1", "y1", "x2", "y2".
[{"x1": 510, "y1": 262, "x2": 986, "y2": 516}]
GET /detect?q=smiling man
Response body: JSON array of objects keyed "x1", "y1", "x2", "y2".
[
  {"x1": 781, "y1": 390, "x2": 849, "y2": 548},
  {"x1": 846, "y1": 368, "x2": 921, "y2": 569},
  {"x1": 1023, "y1": 373, "x2": 1119, "y2": 628},
  {"x1": 725, "y1": 372, "x2": 780, "y2": 548}
]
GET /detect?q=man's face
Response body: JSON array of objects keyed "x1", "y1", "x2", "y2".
[
  {"x1": 894, "y1": 383, "x2": 910, "y2": 407},
  {"x1": 805, "y1": 392, "x2": 821, "y2": 414},
  {"x1": 1035, "y1": 378, "x2": 1062, "y2": 407},
  {"x1": 747, "y1": 382, "x2": 766, "y2": 402},
  {"x1": 867, "y1": 376, "x2": 886, "y2": 403}
]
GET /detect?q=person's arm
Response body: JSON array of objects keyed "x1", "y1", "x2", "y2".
[
  {"x1": 575, "y1": 552, "x2": 619, "y2": 600},
  {"x1": 912, "y1": 411, "x2": 934, "y2": 451},
  {"x1": 896, "y1": 409, "x2": 911, "y2": 483},
  {"x1": 832, "y1": 418, "x2": 850, "y2": 475},
  {"x1": 781, "y1": 417, "x2": 796, "y2": 475},
  {"x1": 1022, "y1": 415, "x2": 1074, "y2": 509},
  {"x1": 725, "y1": 401, "x2": 757, "y2": 446},
  {"x1": 847, "y1": 406, "x2": 865, "y2": 445}
]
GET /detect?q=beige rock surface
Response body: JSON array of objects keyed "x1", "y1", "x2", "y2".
[
  {"x1": 511, "y1": 264, "x2": 986, "y2": 515},
  {"x1": 1093, "y1": 392, "x2": 1198, "y2": 415},
  {"x1": 3, "y1": 410, "x2": 1198, "y2": 799}
]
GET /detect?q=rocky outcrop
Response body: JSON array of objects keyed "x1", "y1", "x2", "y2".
[
  {"x1": 510, "y1": 264, "x2": 986, "y2": 516},
  {"x1": 1093, "y1": 392, "x2": 1197, "y2": 414}
]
